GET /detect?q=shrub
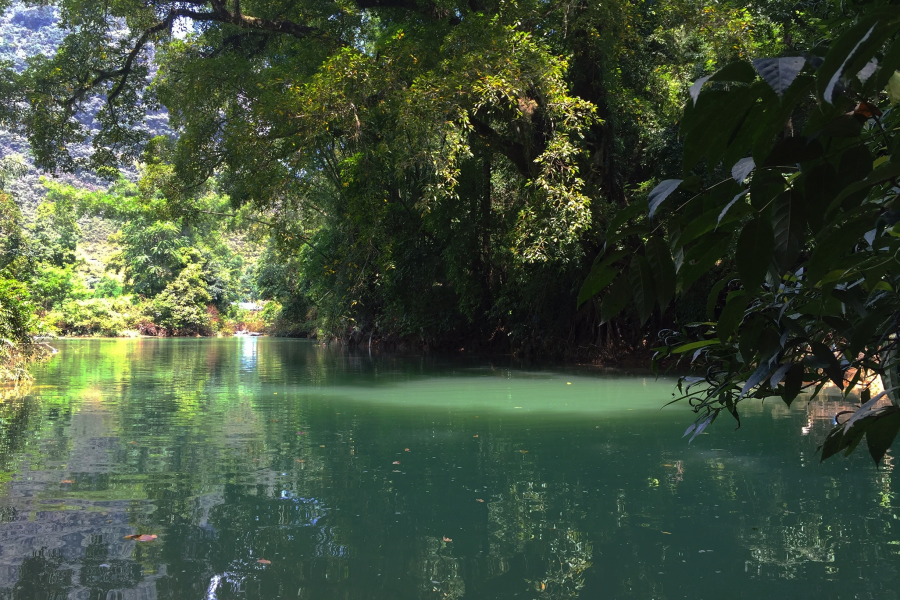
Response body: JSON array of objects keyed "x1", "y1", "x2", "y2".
[{"x1": 147, "y1": 263, "x2": 212, "y2": 335}]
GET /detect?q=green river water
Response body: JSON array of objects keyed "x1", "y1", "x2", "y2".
[{"x1": 0, "y1": 338, "x2": 897, "y2": 599}]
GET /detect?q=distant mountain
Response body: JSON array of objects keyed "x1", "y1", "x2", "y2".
[{"x1": 0, "y1": 2, "x2": 171, "y2": 215}]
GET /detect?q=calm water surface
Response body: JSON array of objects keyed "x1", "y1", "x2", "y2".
[{"x1": 0, "y1": 338, "x2": 897, "y2": 599}]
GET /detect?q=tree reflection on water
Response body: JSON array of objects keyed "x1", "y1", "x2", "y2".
[{"x1": 0, "y1": 339, "x2": 895, "y2": 599}]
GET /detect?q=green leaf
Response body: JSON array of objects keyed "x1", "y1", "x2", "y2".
[
  {"x1": 772, "y1": 191, "x2": 805, "y2": 273},
  {"x1": 735, "y1": 217, "x2": 774, "y2": 291},
  {"x1": 672, "y1": 339, "x2": 719, "y2": 354},
  {"x1": 832, "y1": 161, "x2": 900, "y2": 205},
  {"x1": 629, "y1": 254, "x2": 656, "y2": 326},
  {"x1": 577, "y1": 265, "x2": 617, "y2": 308},
  {"x1": 579, "y1": 249, "x2": 631, "y2": 307},
  {"x1": 807, "y1": 217, "x2": 875, "y2": 283},
  {"x1": 648, "y1": 180, "x2": 682, "y2": 218},
  {"x1": 645, "y1": 237, "x2": 676, "y2": 311},
  {"x1": 889, "y1": 71, "x2": 900, "y2": 105},
  {"x1": 740, "y1": 361, "x2": 772, "y2": 397},
  {"x1": 820, "y1": 426, "x2": 846, "y2": 462},
  {"x1": 874, "y1": 37, "x2": 900, "y2": 91},
  {"x1": 679, "y1": 234, "x2": 731, "y2": 293},
  {"x1": 782, "y1": 363, "x2": 804, "y2": 406},
  {"x1": 706, "y1": 278, "x2": 727, "y2": 320},
  {"x1": 866, "y1": 409, "x2": 900, "y2": 464},
  {"x1": 717, "y1": 293, "x2": 748, "y2": 344},
  {"x1": 689, "y1": 75, "x2": 712, "y2": 105},
  {"x1": 600, "y1": 275, "x2": 631, "y2": 325},
  {"x1": 752, "y1": 57, "x2": 806, "y2": 96},
  {"x1": 718, "y1": 191, "x2": 748, "y2": 226},
  {"x1": 731, "y1": 157, "x2": 755, "y2": 183},
  {"x1": 709, "y1": 61, "x2": 757, "y2": 84},
  {"x1": 604, "y1": 203, "x2": 645, "y2": 249},
  {"x1": 810, "y1": 341, "x2": 844, "y2": 389},
  {"x1": 818, "y1": 18, "x2": 880, "y2": 103}
]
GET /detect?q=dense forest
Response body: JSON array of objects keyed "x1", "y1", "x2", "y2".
[{"x1": 3, "y1": 0, "x2": 900, "y2": 459}]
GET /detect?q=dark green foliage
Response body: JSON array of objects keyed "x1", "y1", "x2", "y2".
[{"x1": 582, "y1": 6, "x2": 900, "y2": 463}]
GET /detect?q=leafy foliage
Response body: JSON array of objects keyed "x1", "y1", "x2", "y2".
[{"x1": 583, "y1": 6, "x2": 900, "y2": 463}]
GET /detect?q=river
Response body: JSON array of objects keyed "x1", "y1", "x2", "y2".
[{"x1": 0, "y1": 338, "x2": 895, "y2": 599}]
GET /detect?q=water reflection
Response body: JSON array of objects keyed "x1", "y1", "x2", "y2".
[{"x1": 0, "y1": 339, "x2": 896, "y2": 598}]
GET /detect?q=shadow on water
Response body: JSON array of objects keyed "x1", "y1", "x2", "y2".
[{"x1": 0, "y1": 338, "x2": 896, "y2": 599}]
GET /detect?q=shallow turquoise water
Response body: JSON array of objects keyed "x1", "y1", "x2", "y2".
[{"x1": 0, "y1": 338, "x2": 897, "y2": 599}]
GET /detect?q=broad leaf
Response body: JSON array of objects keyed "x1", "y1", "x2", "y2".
[
  {"x1": 648, "y1": 179, "x2": 682, "y2": 218},
  {"x1": 772, "y1": 191, "x2": 805, "y2": 272},
  {"x1": 689, "y1": 75, "x2": 712, "y2": 105},
  {"x1": 735, "y1": 217, "x2": 774, "y2": 291},
  {"x1": 718, "y1": 191, "x2": 748, "y2": 226},
  {"x1": 740, "y1": 361, "x2": 772, "y2": 398},
  {"x1": 577, "y1": 265, "x2": 617, "y2": 307},
  {"x1": 752, "y1": 57, "x2": 806, "y2": 96},
  {"x1": 645, "y1": 237, "x2": 676, "y2": 311},
  {"x1": 600, "y1": 275, "x2": 631, "y2": 324},
  {"x1": 865, "y1": 409, "x2": 900, "y2": 464},
  {"x1": 821, "y1": 22, "x2": 877, "y2": 103},
  {"x1": 731, "y1": 157, "x2": 755, "y2": 183},
  {"x1": 717, "y1": 293, "x2": 748, "y2": 344},
  {"x1": 857, "y1": 58, "x2": 877, "y2": 83},
  {"x1": 629, "y1": 254, "x2": 656, "y2": 325},
  {"x1": 709, "y1": 61, "x2": 757, "y2": 84},
  {"x1": 889, "y1": 71, "x2": 900, "y2": 105}
]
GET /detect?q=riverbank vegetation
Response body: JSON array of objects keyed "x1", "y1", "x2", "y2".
[{"x1": 2, "y1": 0, "x2": 900, "y2": 461}]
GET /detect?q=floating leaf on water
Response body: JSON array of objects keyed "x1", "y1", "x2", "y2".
[
  {"x1": 442, "y1": 536, "x2": 452, "y2": 542},
  {"x1": 320, "y1": 445, "x2": 325, "y2": 448},
  {"x1": 124, "y1": 534, "x2": 157, "y2": 542},
  {"x1": 566, "y1": 382, "x2": 572, "y2": 385},
  {"x1": 520, "y1": 450, "x2": 529, "y2": 453},
  {"x1": 404, "y1": 448, "x2": 410, "y2": 452},
  {"x1": 393, "y1": 461, "x2": 401, "y2": 464},
  {"x1": 476, "y1": 499, "x2": 484, "y2": 503},
  {"x1": 61, "y1": 480, "x2": 74, "y2": 484},
  {"x1": 257, "y1": 559, "x2": 271, "y2": 565}
]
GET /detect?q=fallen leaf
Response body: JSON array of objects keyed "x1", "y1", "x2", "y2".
[
  {"x1": 473, "y1": 435, "x2": 479, "y2": 438},
  {"x1": 124, "y1": 534, "x2": 157, "y2": 542},
  {"x1": 520, "y1": 450, "x2": 529, "y2": 453},
  {"x1": 393, "y1": 461, "x2": 401, "y2": 465},
  {"x1": 442, "y1": 536, "x2": 452, "y2": 542},
  {"x1": 320, "y1": 445, "x2": 325, "y2": 448},
  {"x1": 61, "y1": 480, "x2": 74, "y2": 484},
  {"x1": 661, "y1": 531, "x2": 671, "y2": 535},
  {"x1": 257, "y1": 559, "x2": 271, "y2": 565},
  {"x1": 392, "y1": 469, "x2": 400, "y2": 473},
  {"x1": 567, "y1": 382, "x2": 571, "y2": 385},
  {"x1": 295, "y1": 459, "x2": 305, "y2": 462},
  {"x1": 404, "y1": 448, "x2": 410, "y2": 452},
  {"x1": 541, "y1": 582, "x2": 547, "y2": 590},
  {"x1": 476, "y1": 499, "x2": 484, "y2": 503}
]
